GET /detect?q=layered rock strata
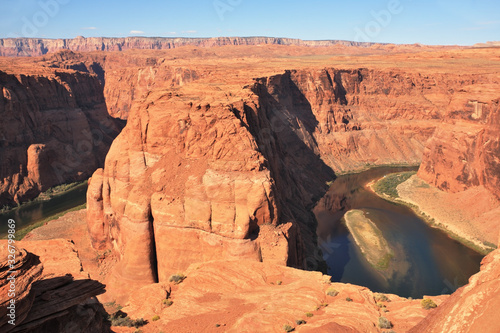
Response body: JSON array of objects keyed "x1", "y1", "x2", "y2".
[{"x1": 0, "y1": 37, "x2": 382, "y2": 57}]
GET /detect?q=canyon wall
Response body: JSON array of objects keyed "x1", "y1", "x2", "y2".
[
  {"x1": 0, "y1": 68, "x2": 123, "y2": 207},
  {"x1": 254, "y1": 68, "x2": 495, "y2": 173},
  {"x1": 37, "y1": 50, "x2": 200, "y2": 119},
  {"x1": 418, "y1": 98, "x2": 500, "y2": 199},
  {"x1": 0, "y1": 37, "x2": 380, "y2": 57}
]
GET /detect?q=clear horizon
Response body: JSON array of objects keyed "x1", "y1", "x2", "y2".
[{"x1": 0, "y1": 0, "x2": 499, "y2": 46}]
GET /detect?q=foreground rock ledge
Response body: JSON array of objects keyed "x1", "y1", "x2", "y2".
[{"x1": 0, "y1": 240, "x2": 107, "y2": 333}]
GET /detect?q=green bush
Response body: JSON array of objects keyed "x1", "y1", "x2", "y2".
[
  {"x1": 163, "y1": 299, "x2": 173, "y2": 307},
  {"x1": 305, "y1": 312, "x2": 313, "y2": 318},
  {"x1": 108, "y1": 312, "x2": 145, "y2": 328},
  {"x1": 421, "y1": 298, "x2": 437, "y2": 310},
  {"x1": 169, "y1": 273, "x2": 186, "y2": 284},
  {"x1": 295, "y1": 319, "x2": 306, "y2": 325},
  {"x1": 326, "y1": 287, "x2": 339, "y2": 297},
  {"x1": 345, "y1": 297, "x2": 353, "y2": 302},
  {"x1": 374, "y1": 293, "x2": 390, "y2": 302},
  {"x1": 378, "y1": 316, "x2": 392, "y2": 329},
  {"x1": 283, "y1": 324, "x2": 294, "y2": 332},
  {"x1": 152, "y1": 315, "x2": 160, "y2": 321}
]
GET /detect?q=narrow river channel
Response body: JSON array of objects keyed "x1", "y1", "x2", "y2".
[
  {"x1": 314, "y1": 167, "x2": 483, "y2": 298},
  {"x1": 0, "y1": 182, "x2": 88, "y2": 237}
]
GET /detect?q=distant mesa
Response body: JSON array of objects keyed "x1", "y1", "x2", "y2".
[
  {"x1": 1, "y1": 36, "x2": 386, "y2": 57},
  {"x1": 473, "y1": 41, "x2": 500, "y2": 48}
]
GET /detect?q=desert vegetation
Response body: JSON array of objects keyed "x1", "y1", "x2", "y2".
[
  {"x1": 378, "y1": 316, "x2": 393, "y2": 329},
  {"x1": 169, "y1": 273, "x2": 186, "y2": 284},
  {"x1": 421, "y1": 298, "x2": 438, "y2": 310},
  {"x1": 373, "y1": 171, "x2": 416, "y2": 198},
  {"x1": 326, "y1": 287, "x2": 339, "y2": 297},
  {"x1": 108, "y1": 311, "x2": 146, "y2": 328}
]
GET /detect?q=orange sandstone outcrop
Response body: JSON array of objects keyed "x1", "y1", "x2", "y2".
[
  {"x1": 0, "y1": 248, "x2": 42, "y2": 331},
  {"x1": 0, "y1": 240, "x2": 107, "y2": 333},
  {"x1": 87, "y1": 92, "x2": 289, "y2": 295},
  {"x1": 121, "y1": 259, "x2": 440, "y2": 333}
]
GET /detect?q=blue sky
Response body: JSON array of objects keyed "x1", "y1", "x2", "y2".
[{"x1": 0, "y1": 0, "x2": 498, "y2": 45}]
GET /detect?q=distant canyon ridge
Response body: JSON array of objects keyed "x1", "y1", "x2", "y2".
[{"x1": 0, "y1": 37, "x2": 382, "y2": 57}]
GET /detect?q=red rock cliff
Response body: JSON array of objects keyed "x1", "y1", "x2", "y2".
[
  {"x1": 418, "y1": 98, "x2": 500, "y2": 199},
  {"x1": 0, "y1": 68, "x2": 123, "y2": 207}
]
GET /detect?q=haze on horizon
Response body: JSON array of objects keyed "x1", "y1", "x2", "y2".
[{"x1": 0, "y1": 0, "x2": 499, "y2": 46}]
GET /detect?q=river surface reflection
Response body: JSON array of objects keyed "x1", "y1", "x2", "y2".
[{"x1": 314, "y1": 167, "x2": 483, "y2": 298}]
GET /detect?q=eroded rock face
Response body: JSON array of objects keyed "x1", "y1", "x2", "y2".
[
  {"x1": 88, "y1": 93, "x2": 284, "y2": 291},
  {"x1": 0, "y1": 248, "x2": 42, "y2": 331},
  {"x1": 419, "y1": 99, "x2": 500, "y2": 199},
  {"x1": 251, "y1": 68, "x2": 494, "y2": 173},
  {"x1": 33, "y1": 50, "x2": 202, "y2": 119},
  {"x1": 0, "y1": 68, "x2": 123, "y2": 207},
  {"x1": 0, "y1": 240, "x2": 108, "y2": 333}
]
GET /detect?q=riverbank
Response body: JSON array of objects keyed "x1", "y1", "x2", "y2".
[
  {"x1": 370, "y1": 173, "x2": 498, "y2": 255},
  {"x1": 0, "y1": 180, "x2": 88, "y2": 214},
  {"x1": 343, "y1": 209, "x2": 394, "y2": 270},
  {"x1": 332, "y1": 162, "x2": 420, "y2": 178},
  {"x1": 3, "y1": 203, "x2": 87, "y2": 240},
  {"x1": 0, "y1": 180, "x2": 88, "y2": 237}
]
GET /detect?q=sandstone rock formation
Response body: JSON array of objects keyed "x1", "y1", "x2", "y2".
[
  {"x1": 0, "y1": 248, "x2": 42, "y2": 331},
  {"x1": 0, "y1": 240, "x2": 107, "y2": 333},
  {"x1": 0, "y1": 66, "x2": 123, "y2": 207},
  {"x1": 120, "y1": 259, "x2": 445, "y2": 332},
  {"x1": 87, "y1": 92, "x2": 290, "y2": 295}
]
